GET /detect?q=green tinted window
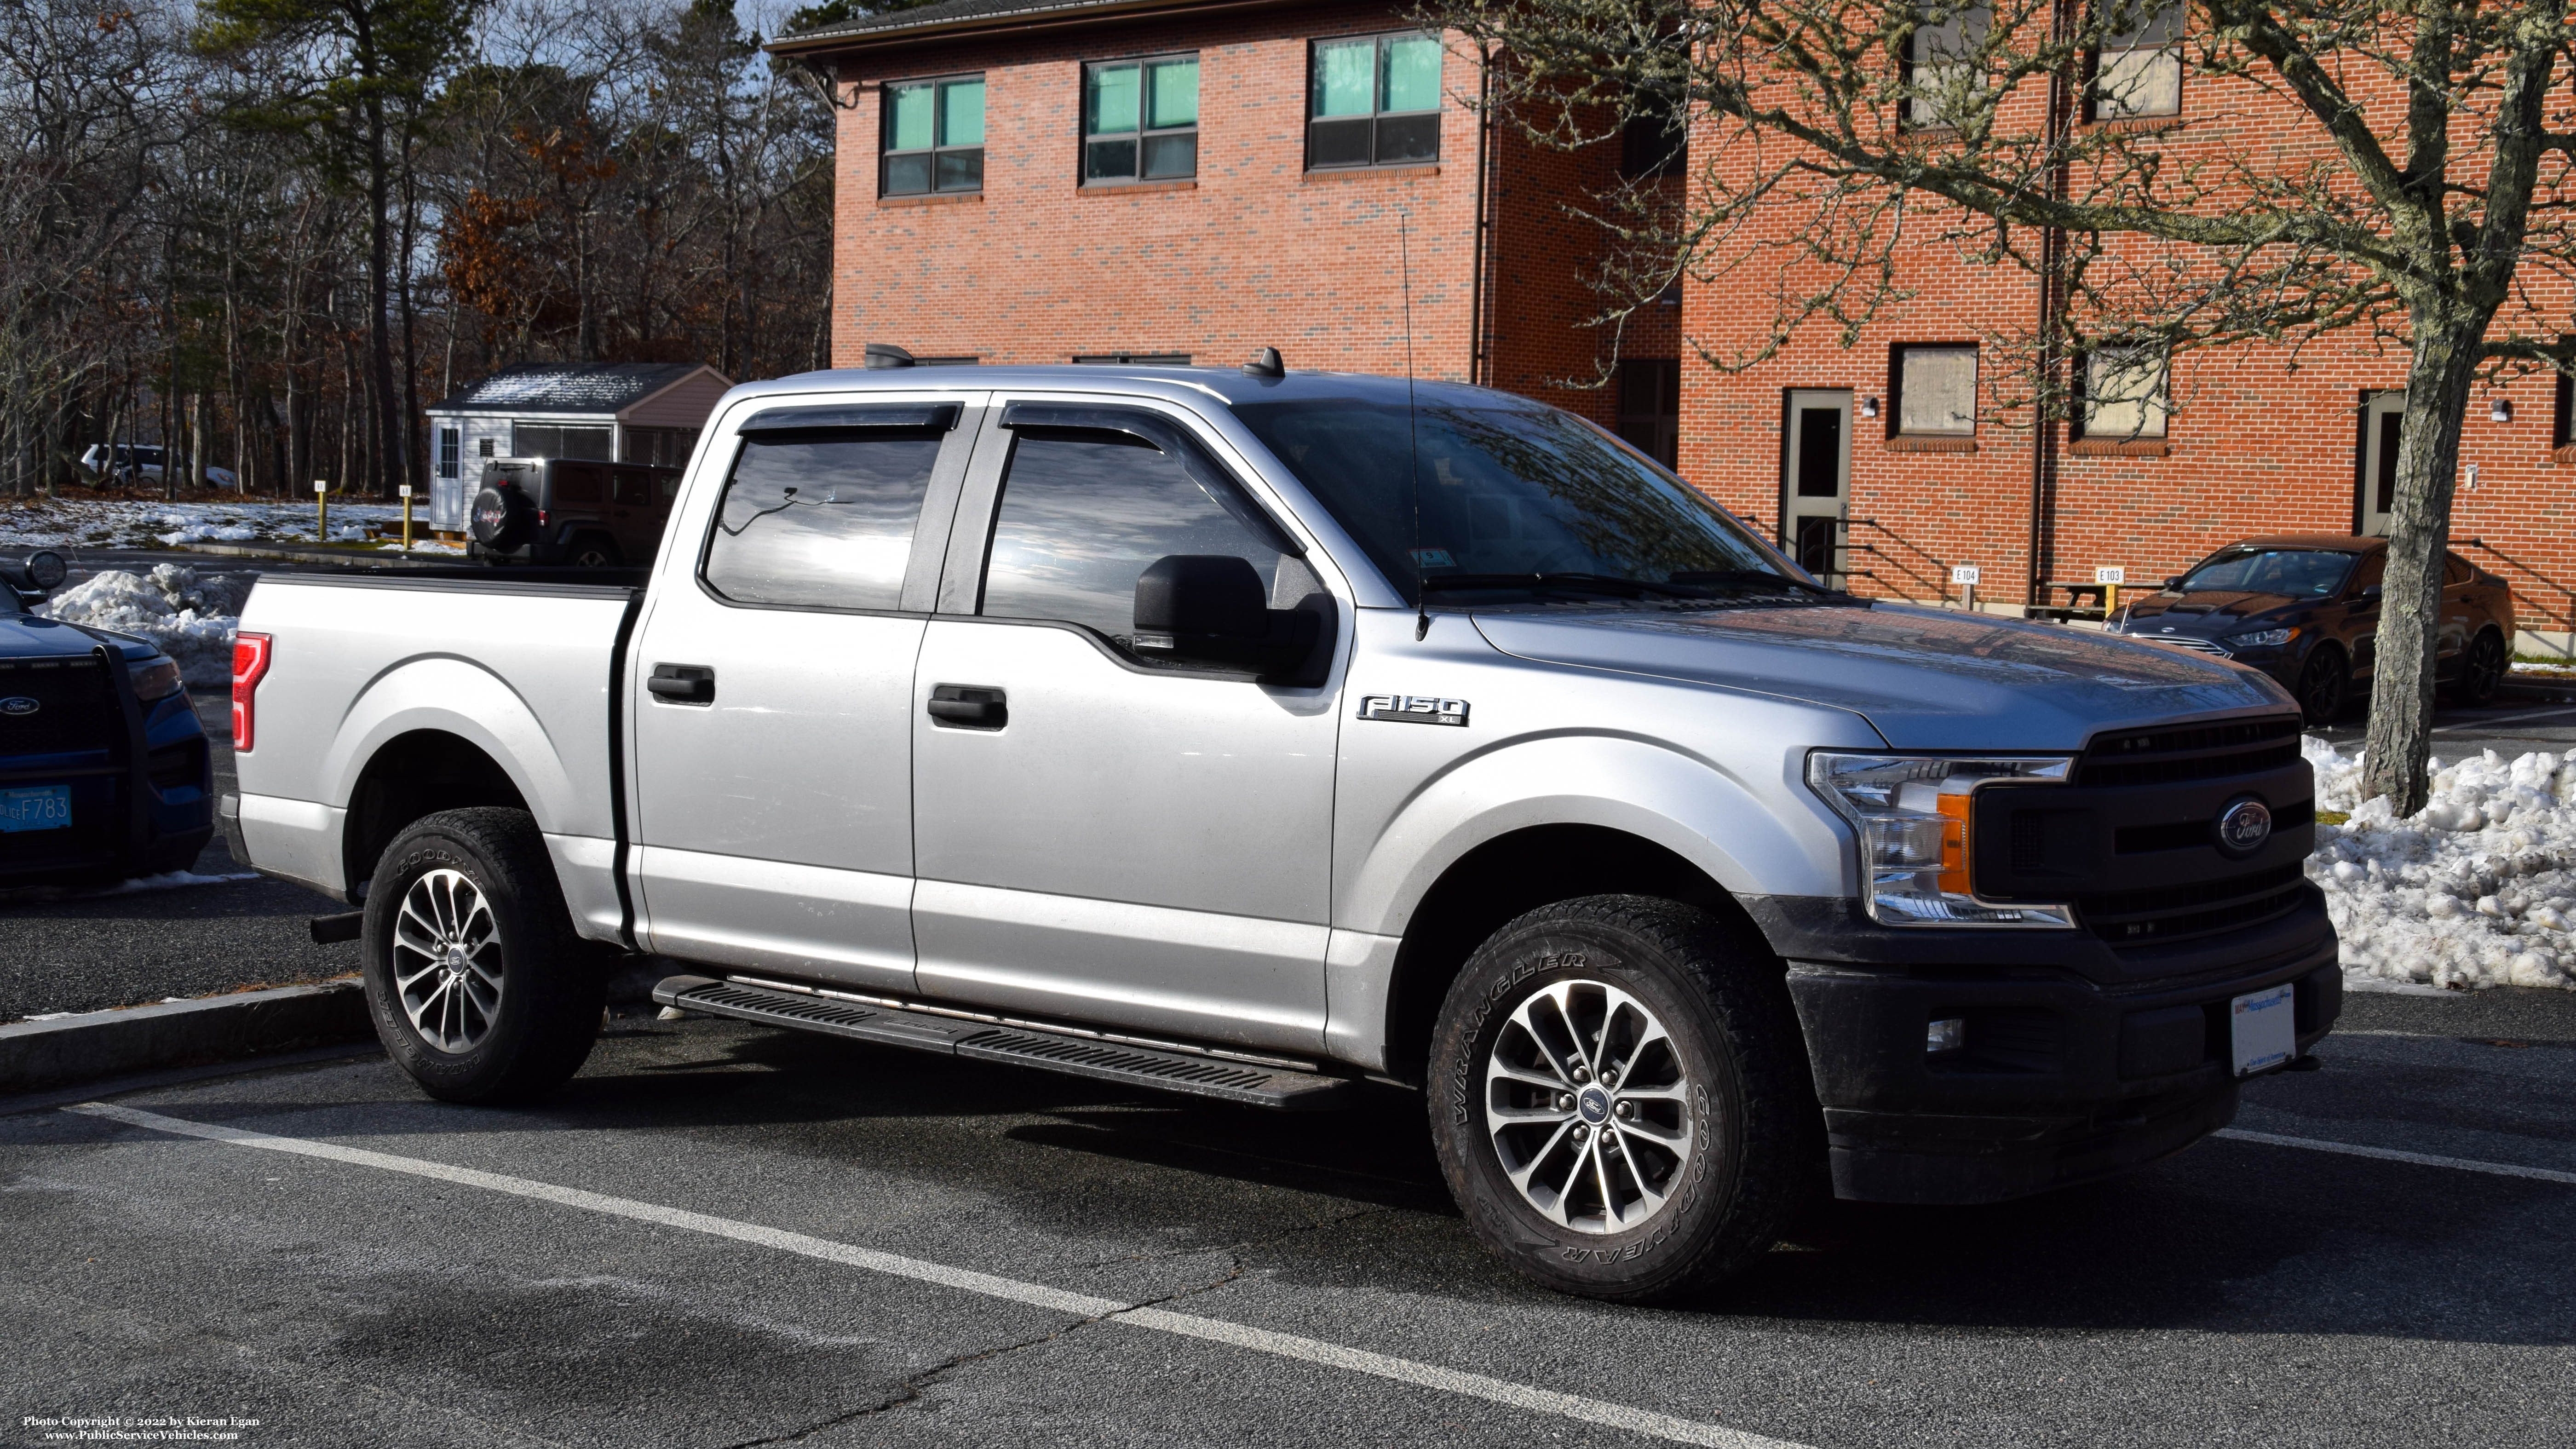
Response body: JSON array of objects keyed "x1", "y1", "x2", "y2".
[
  {"x1": 1313, "y1": 39, "x2": 1374, "y2": 117},
  {"x1": 1380, "y1": 34, "x2": 1440, "y2": 112},
  {"x1": 1148, "y1": 58, "x2": 1199, "y2": 128},
  {"x1": 888, "y1": 83, "x2": 933, "y2": 150},
  {"x1": 940, "y1": 79, "x2": 984, "y2": 146},
  {"x1": 1087, "y1": 64, "x2": 1139, "y2": 134}
]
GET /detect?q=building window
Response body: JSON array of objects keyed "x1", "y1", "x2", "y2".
[
  {"x1": 478, "y1": 437, "x2": 495, "y2": 459},
  {"x1": 436, "y1": 427, "x2": 460, "y2": 479},
  {"x1": 1308, "y1": 33, "x2": 1442, "y2": 169},
  {"x1": 883, "y1": 75, "x2": 985, "y2": 196},
  {"x1": 623, "y1": 426, "x2": 701, "y2": 467},
  {"x1": 1892, "y1": 345, "x2": 1978, "y2": 436},
  {"x1": 2090, "y1": 0, "x2": 2182, "y2": 120},
  {"x1": 1085, "y1": 56, "x2": 1198, "y2": 183},
  {"x1": 1073, "y1": 352, "x2": 1193, "y2": 365},
  {"x1": 1615, "y1": 359, "x2": 1681, "y2": 468},
  {"x1": 1620, "y1": 89, "x2": 1685, "y2": 179},
  {"x1": 512, "y1": 423, "x2": 614, "y2": 461},
  {"x1": 1903, "y1": 4, "x2": 1989, "y2": 129},
  {"x1": 2076, "y1": 345, "x2": 2169, "y2": 439}
]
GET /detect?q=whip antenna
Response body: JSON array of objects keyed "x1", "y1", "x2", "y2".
[{"x1": 1401, "y1": 213, "x2": 1428, "y2": 641}]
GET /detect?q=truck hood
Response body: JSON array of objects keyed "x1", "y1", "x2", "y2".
[
  {"x1": 1472, "y1": 602, "x2": 2294, "y2": 750},
  {"x1": 0, "y1": 611, "x2": 160, "y2": 663}
]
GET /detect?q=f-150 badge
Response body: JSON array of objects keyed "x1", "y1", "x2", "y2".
[{"x1": 1359, "y1": 694, "x2": 1469, "y2": 726}]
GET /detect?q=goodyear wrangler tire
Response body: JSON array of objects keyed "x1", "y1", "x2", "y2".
[
  {"x1": 361, "y1": 807, "x2": 605, "y2": 1104},
  {"x1": 1427, "y1": 895, "x2": 1818, "y2": 1303}
]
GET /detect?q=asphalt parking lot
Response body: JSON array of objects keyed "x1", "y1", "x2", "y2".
[
  {"x1": 6, "y1": 555, "x2": 2574, "y2": 1445},
  {"x1": 5, "y1": 985, "x2": 2573, "y2": 1448}
]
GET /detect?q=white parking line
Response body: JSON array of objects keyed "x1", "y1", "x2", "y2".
[
  {"x1": 2432, "y1": 704, "x2": 2576, "y2": 733},
  {"x1": 2215, "y1": 1128, "x2": 2576, "y2": 1185},
  {"x1": 63, "y1": 1102, "x2": 1800, "y2": 1449}
]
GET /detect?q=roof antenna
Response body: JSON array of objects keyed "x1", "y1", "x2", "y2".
[{"x1": 1400, "y1": 212, "x2": 1428, "y2": 642}]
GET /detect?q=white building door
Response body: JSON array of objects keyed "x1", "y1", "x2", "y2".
[
  {"x1": 1782, "y1": 390, "x2": 1852, "y2": 582},
  {"x1": 2359, "y1": 391, "x2": 2406, "y2": 535}
]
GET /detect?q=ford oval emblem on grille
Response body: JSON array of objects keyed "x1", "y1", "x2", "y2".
[
  {"x1": 0, "y1": 696, "x2": 37, "y2": 717},
  {"x1": 2216, "y1": 796, "x2": 2273, "y2": 856}
]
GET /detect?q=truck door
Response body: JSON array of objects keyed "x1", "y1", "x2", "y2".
[
  {"x1": 627, "y1": 396, "x2": 982, "y2": 992},
  {"x1": 907, "y1": 401, "x2": 1342, "y2": 1052}
]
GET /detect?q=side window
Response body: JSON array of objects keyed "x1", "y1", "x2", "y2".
[
  {"x1": 980, "y1": 428, "x2": 1292, "y2": 649},
  {"x1": 2443, "y1": 554, "x2": 2474, "y2": 587},
  {"x1": 2348, "y1": 553, "x2": 2384, "y2": 595},
  {"x1": 702, "y1": 432, "x2": 945, "y2": 610}
]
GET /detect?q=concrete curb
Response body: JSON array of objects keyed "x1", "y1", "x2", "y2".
[{"x1": 0, "y1": 981, "x2": 373, "y2": 1094}]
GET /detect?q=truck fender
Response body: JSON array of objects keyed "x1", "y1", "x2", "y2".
[
  {"x1": 322, "y1": 655, "x2": 583, "y2": 836},
  {"x1": 1335, "y1": 732, "x2": 1852, "y2": 942}
]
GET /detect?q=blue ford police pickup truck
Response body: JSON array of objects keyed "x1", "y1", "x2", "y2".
[{"x1": 0, "y1": 552, "x2": 214, "y2": 886}]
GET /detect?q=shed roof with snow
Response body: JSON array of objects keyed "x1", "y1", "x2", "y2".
[{"x1": 428, "y1": 362, "x2": 730, "y2": 420}]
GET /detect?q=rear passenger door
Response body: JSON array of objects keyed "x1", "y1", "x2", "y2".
[
  {"x1": 907, "y1": 400, "x2": 1345, "y2": 1052},
  {"x1": 628, "y1": 396, "x2": 982, "y2": 992}
]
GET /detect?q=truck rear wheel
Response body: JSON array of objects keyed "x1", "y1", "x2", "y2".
[
  {"x1": 1426, "y1": 896, "x2": 1817, "y2": 1303},
  {"x1": 361, "y1": 807, "x2": 604, "y2": 1103}
]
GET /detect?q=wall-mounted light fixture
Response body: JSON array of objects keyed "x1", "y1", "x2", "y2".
[
  {"x1": 1860, "y1": 396, "x2": 1880, "y2": 420},
  {"x1": 2492, "y1": 398, "x2": 2514, "y2": 423}
]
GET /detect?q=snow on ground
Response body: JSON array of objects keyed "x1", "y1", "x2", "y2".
[
  {"x1": 34, "y1": 565, "x2": 243, "y2": 684},
  {"x1": 2310, "y1": 737, "x2": 2576, "y2": 990},
  {"x1": 0, "y1": 498, "x2": 408, "y2": 551}
]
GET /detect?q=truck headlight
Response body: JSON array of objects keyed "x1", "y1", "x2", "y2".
[
  {"x1": 129, "y1": 657, "x2": 184, "y2": 702},
  {"x1": 1806, "y1": 753, "x2": 2079, "y2": 928},
  {"x1": 2226, "y1": 625, "x2": 2298, "y2": 650}
]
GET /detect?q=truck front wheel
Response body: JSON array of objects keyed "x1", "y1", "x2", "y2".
[
  {"x1": 361, "y1": 807, "x2": 605, "y2": 1103},
  {"x1": 1427, "y1": 896, "x2": 1817, "y2": 1303}
]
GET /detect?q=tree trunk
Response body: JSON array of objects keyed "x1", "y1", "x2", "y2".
[
  {"x1": 368, "y1": 106, "x2": 402, "y2": 498},
  {"x1": 2361, "y1": 310, "x2": 2490, "y2": 814}
]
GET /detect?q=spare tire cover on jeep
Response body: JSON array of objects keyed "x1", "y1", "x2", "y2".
[{"x1": 471, "y1": 484, "x2": 535, "y2": 551}]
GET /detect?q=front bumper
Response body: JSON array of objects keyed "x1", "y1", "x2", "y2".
[{"x1": 1781, "y1": 900, "x2": 2340, "y2": 1204}]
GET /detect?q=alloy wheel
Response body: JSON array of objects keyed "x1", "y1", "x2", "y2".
[
  {"x1": 391, "y1": 868, "x2": 505, "y2": 1053},
  {"x1": 1484, "y1": 979, "x2": 1696, "y2": 1234}
]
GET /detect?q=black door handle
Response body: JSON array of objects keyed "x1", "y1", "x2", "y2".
[
  {"x1": 927, "y1": 684, "x2": 1006, "y2": 729},
  {"x1": 648, "y1": 664, "x2": 715, "y2": 705}
]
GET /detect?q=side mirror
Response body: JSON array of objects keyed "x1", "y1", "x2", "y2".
[
  {"x1": 2361, "y1": 583, "x2": 2384, "y2": 601},
  {"x1": 24, "y1": 551, "x2": 66, "y2": 592},
  {"x1": 2161, "y1": 576, "x2": 2182, "y2": 591},
  {"x1": 1133, "y1": 555, "x2": 1318, "y2": 678}
]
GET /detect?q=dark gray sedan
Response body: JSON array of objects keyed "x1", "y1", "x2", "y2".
[{"x1": 2110, "y1": 534, "x2": 2516, "y2": 724}]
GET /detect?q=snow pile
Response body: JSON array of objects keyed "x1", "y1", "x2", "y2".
[
  {"x1": 2309, "y1": 737, "x2": 2576, "y2": 990},
  {"x1": 36, "y1": 565, "x2": 244, "y2": 684},
  {"x1": 0, "y1": 499, "x2": 406, "y2": 551}
]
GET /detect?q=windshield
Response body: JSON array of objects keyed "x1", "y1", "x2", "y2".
[
  {"x1": 2178, "y1": 548, "x2": 2356, "y2": 598},
  {"x1": 1230, "y1": 396, "x2": 1817, "y2": 604}
]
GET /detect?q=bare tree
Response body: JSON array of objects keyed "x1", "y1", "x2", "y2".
[{"x1": 1438, "y1": 0, "x2": 2576, "y2": 812}]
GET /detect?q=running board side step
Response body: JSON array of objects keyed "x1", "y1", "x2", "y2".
[{"x1": 649, "y1": 974, "x2": 1359, "y2": 1111}]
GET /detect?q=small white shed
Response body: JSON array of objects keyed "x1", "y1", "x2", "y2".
[{"x1": 424, "y1": 362, "x2": 732, "y2": 530}]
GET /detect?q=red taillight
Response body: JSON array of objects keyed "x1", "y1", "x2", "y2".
[{"x1": 232, "y1": 632, "x2": 272, "y2": 751}]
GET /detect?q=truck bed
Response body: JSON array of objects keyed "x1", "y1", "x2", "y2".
[{"x1": 230, "y1": 569, "x2": 642, "y2": 940}]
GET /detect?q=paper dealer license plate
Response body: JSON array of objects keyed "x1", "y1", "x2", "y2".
[
  {"x1": 0, "y1": 783, "x2": 73, "y2": 834},
  {"x1": 2230, "y1": 983, "x2": 2296, "y2": 1076}
]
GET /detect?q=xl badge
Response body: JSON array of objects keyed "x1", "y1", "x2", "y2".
[{"x1": 1359, "y1": 694, "x2": 1469, "y2": 727}]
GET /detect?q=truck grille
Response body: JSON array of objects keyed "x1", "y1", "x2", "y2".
[
  {"x1": 2078, "y1": 863, "x2": 2311, "y2": 945},
  {"x1": 0, "y1": 658, "x2": 119, "y2": 757},
  {"x1": 2076, "y1": 717, "x2": 2303, "y2": 789}
]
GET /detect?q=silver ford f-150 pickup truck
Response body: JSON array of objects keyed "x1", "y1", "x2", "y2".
[{"x1": 221, "y1": 360, "x2": 2336, "y2": 1302}]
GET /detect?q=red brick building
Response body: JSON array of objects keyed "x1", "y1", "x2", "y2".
[
  {"x1": 774, "y1": 2, "x2": 2575, "y2": 653},
  {"x1": 769, "y1": 0, "x2": 1677, "y2": 453}
]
